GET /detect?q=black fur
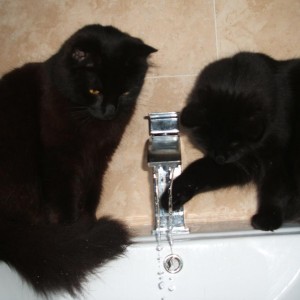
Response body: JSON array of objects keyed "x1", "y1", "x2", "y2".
[
  {"x1": 0, "y1": 24, "x2": 156, "y2": 296},
  {"x1": 161, "y1": 52, "x2": 300, "y2": 231}
]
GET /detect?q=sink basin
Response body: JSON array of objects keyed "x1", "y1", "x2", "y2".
[{"x1": 1, "y1": 226, "x2": 300, "y2": 299}]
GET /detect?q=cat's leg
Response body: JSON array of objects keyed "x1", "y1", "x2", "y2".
[
  {"x1": 44, "y1": 172, "x2": 84, "y2": 224},
  {"x1": 251, "y1": 163, "x2": 290, "y2": 231},
  {"x1": 84, "y1": 176, "x2": 102, "y2": 217},
  {"x1": 161, "y1": 156, "x2": 252, "y2": 210},
  {"x1": 41, "y1": 152, "x2": 86, "y2": 224}
]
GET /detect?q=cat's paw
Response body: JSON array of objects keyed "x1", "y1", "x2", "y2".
[
  {"x1": 251, "y1": 207, "x2": 283, "y2": 231},
  {"x1": 160, "y1": 179, "x2": 196, "y2": 211}
]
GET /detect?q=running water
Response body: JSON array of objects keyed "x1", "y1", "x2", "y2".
[
  {"x1": 154, "y1": 167, "x2": 165, "y2": 295},
  {"x1": 155, "y1": 166, "x2": 177, "y2": 299}
]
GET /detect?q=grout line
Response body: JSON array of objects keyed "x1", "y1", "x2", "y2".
[
  {"x1": 146, "y1": 73, "x2": 198, "y2": 79},
  {"x1": 213, "y1": 0, "x2": 219, "y2": 59}
]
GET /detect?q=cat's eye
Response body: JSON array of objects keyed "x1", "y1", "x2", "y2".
[
  {"x1": 122, "y1": 91, "x2": 130, "y2": 96},
  {"x1": 89, "y1": 89, "x2": 101, "y2": 95}
]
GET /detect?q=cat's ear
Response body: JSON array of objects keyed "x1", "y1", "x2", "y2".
[
  {"x1": 135, "y1": 44, "x2": 158, "y2": 57},
  {"x1": 126, "y1": 41, "x2": 157, "y2": 58},
  {"x1": 72, "y1": 48, "x2": 88, "y2": 62},
  {"x1": 181, "y1": 88, "x2": 209, "y2": 128},
  {"x1": 180, "y1": 104, "x2": 202, "y2": 128},
  {"x1": 71, "y1": 48, "x2": 95, "y2": 67}
]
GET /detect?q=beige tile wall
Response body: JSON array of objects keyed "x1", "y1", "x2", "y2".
[{"x1": 0, "y1": 0, "x2": 299, "y2": 235}]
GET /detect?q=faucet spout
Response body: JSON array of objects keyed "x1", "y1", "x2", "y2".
[{"x1": 147, "y1": 112, "x2": 189, "y2": 235}]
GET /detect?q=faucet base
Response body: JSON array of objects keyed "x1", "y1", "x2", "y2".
[{"x1": 150, "y1": 164, "x2": 189, "y2": 235}]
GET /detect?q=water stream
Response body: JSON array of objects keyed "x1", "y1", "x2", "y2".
[{"x1": 155, "y1": 166, "x2": 177, "y2": 299}]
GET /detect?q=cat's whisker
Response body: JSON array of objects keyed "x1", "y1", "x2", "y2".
[
  {"x1": 72, "y1": 113, "x2": 93, "y2": 127},
  {"x1": 68, "y1": 108, "x2": 95, "y2": 127},
  {"x1": 234, "y1": 161, "x2": 251, "y2": 178}
]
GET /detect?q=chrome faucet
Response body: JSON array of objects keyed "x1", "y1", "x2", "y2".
[{"x1": 147, "y1": 112, "x2": 189, "y2": 235}]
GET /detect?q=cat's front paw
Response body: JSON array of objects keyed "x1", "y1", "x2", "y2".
[
  {"x1": 251, "y1": 207, "x2": 283, "y2": 231},
  {"x1": 160, "y1": 179, "x2": 196, "y2": 211}
]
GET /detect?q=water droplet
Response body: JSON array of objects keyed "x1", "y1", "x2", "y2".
[
  {"x1": 158, "y1": 281, "x2": 165, "y2": 290},
  {"x1": 156, "y1": 245, "x2": 163, "y2": 251},
  {"x1": 158, "y1": 270, "x2": 164, "y2": 275},
  {"x1": 169, "y1": 277, "x2": 173, "y2": 281},
  {"x1": 168, "y1": 285, "x2": 176, "y2": 292}
]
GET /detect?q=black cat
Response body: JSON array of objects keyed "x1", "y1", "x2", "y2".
[
  {"x1": 0, "y1": 24, "x2": 156, "y2": 295},
  {"x1": 162, "y1": 52, "x2": 300, "y2": 231}
]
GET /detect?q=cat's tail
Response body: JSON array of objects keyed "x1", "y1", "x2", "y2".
[{"x1": 0, "y1": 216, "x2": 131, "y2": 296}]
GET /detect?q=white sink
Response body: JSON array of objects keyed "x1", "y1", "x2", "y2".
[{"x1": 1, "y1": 226, "x2": 300, "y2": 300}]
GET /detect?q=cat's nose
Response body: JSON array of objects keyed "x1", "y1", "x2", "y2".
[
  {"x1": 102, "y1": 103, "x2": 116, "y2": 119},
  {"x1": 88, "y1": 101, "x2": 117, "y2": 120}
]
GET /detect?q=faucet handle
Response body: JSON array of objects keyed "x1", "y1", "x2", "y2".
[{"x1": 148, "y1": 112, "x2": 179, "y2": 136}]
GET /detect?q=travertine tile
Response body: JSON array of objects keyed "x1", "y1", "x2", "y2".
[
  {"x1": 0, "y1": 0, "x2": 216, "y2": 76},
  {"x1": 216, "y1": 0, "x2": 300, "y2": 59}
]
